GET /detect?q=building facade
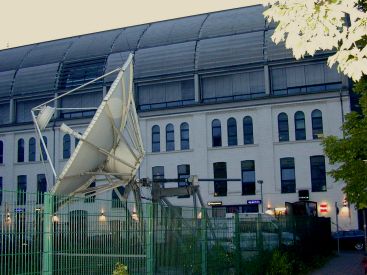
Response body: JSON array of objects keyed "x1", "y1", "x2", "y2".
[{"x1": 0, "y1": 5, "x2": 358, "y2": 230}]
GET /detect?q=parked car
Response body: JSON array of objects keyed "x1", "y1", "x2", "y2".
[{"x1": 332, "y1": 230, "x2": 365, "y2": 251}]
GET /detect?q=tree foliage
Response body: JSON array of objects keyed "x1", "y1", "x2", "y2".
[
  {"x1": 322, "y1": 76, "x2": 367, "y2": 209},
  {"x1": 263, "y1": 0, "x2": 367, "y2": 81}
]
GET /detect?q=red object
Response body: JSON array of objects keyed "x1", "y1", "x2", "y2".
[{"x1": 320, "y1": 203, "x2": 328, "y2": 213}]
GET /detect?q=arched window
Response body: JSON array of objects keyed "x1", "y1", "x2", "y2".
[
  {"x1": 278, "y1": 113, "x2": 289, "y2": 142},
  {"x1": 294, "y1": 111, "x2": 306, "y2": 140},
  {"x1": 63, "y1": 134, "x2": 71, "y2": 159},
  {"x1": 311, "y1": 109, "x2": 323, "y2": 139},
  {"x1": 212, "y1": 119, "x2": 222, "y2": 147},
  {"x1": 180, "y1": 122, "x2": 189, "y2": 150},
  {"x1": 17, "y1": 138, "x2": 25, "y2": 162},
  {"x1": 227, "y1": 118, "x2": 237, "y2": 146},
  {"x1": 40, "y1": 136, "x2": 48, "y2": 161},
  {"x1": 29, "y1": 138, "x2": 36, "y2": 162},
  {"x1": 243, "y1": 116, "x2": 254, "y2": 144},
  {"x1": 0, "y1": 140, "x2": 3, "y2": 164},
  {"x1": 152, "y1": 125, "x2": 160, "y2": 152},
  {"x1": 166, "y1": 124, "x2": 175, "y2": 151}
]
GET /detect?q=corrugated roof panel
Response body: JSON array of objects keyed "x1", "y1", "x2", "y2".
[
  {"x1": 104, "y1": 51, "x2": 130, "y2": 82},
  {"x1": 64, "y1": 29, "x2": 122, "y2": 61},
  {"x1": 196, "y1": 32, "x2": 264, "y2": 71},
  {"x1": 111, "y1": 25, "x2": 148, "y2": 53},
  {"x1": 139, "y1": 16, "x2": 206, "y2": 48},
  {"x1": 200, "y1": 6, "x2": 265, "y2": 39},
  {"x1": 265, "y1": 30, "x2": 293, "y2": 61},
  {"x1": 0, "y1": 45, "x2": 35, "y2": 72},
  {"x1": 0, "y1": 71, "x2": 15, "y2": 97},
  {"x1": 12, "y1": 63, "x2": 59, "y2": 95},
  {"x1": 21, "y1": 38, "x2": 75, "y2": 68},
  {"x1": 135, "y1": 41, "x2": 196, "y2": 78}
]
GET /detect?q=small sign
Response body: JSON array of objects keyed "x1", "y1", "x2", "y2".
[
  {"x1": 247, "y1": 200, "x2": 261, "y2": 205},
  {"x1": 15, "y1": 208, "x2": 25, "y2": 213},
  {"x1": 319, "y1": 203, "x2": 328, "y2": 213},
  {"x1": 298, "y1": 190, "x2": 309, "y2": 201},
  {"x1": 208, "y1": 201, "x2": 222, "y2": 206}
]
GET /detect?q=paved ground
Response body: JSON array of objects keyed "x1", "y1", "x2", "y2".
[{"x1": 310, "y1": 251, "x2": 365, "y2": 275}]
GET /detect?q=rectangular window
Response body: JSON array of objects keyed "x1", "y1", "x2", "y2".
[
  {"x1": 85, "y1": 181, "x2": 96, "y2": 203},
  {"x1": 0, "y1": 177, "x2": 2, "y2": 205},
  {"x1": 241, "y1": 160, "x2": 255, "y2": 195},
  {"x1": 152, "y1": 166, "x2": 165, "y2": 188},
  {"x1": 310, "y1": 156, "x2": 326, "y2": 192},
  {"x1": 280, "y1": 158, "x2": 296, "y2": 193},
  {"x1": 213, "y1": 162, "x2": 227, "y2": 197},
  {"x1": 178, "y1": 164, "x2": 190, "y2": 198},
  {"x1": 112, "y1": 186, "x2": 125, "y2": 208},
  {"x1": 37, "y1": 174, "x2": 47, "y2": 204},
  {"x1": 17, "y1": 175, "x2": 27, "y2": 205}
]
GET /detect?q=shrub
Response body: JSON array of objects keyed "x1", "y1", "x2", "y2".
[{"x1": 112, "y1": 262, "x2": 128, "y2": 275}]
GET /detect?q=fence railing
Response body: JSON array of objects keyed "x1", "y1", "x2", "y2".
[{"x1": 0, "y1": 190, "x2": 331, "y2": 274}]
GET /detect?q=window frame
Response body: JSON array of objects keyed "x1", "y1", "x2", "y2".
[
  {"x1": 177, "y1": 164, "x2": 190, "y2": 198},
  {"x1": 0, "y1": 140, "x2": 3, "y2": 164},
  {"x1": 213, "y1": 162, "x2": 227, "y2": 197},
  {"x1": 294, "y1": 111, "x2": 306, "y2": 140},
  {"x1": 243, "y1": 116, "x2": 254, "y2": 144},
  {"x1": 227, "y1": 118, "x2": 238, "y2": 146},
  {"x1": 180, "y1": 122, "x2": 190, "y2": 150},
  {"x1": 63, "y1": 134, "x2": 71, "y2": 159},
  {"x1": 311, "y1": 109, "x2": 323, "y2": 139},
  {"x1": 280, "y1": 157, "x2": 296, "y2": 193},
  {"x1": 310, "y1": 155, "x2": 327, "y2": 192},
  {"x1": 165, "y1": 124, "x2": 175, "y2": 151},
  {"x1": 152, "y1": 125, "x2": 160, "y2": 152},
  {"x1": 29, "y1": 137, "x2": 36, "y2": 162},
  {"x1": 37, "y1": 174, "x2": 47, "y2": 204},
  {"x1": 212, "y1": 119, "x2": 222, "y2": 147},
  {"x1": 241, "y1": 160, "x2": 256, "y2": 195},
  {"x1": 17, "y1": 175, "x2": 27, "y2": 205},
  {"x1": 277, "y1": 113, "x2": 289, "y2": 142},
  {"x1": 17, "y1": 138, "x2": 25, "y2": 163}
]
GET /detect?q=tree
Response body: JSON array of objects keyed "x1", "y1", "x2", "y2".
[
  {"x1": 263, "y1": 0, "x2": 367, "y2": 81},
  {"x1": 322, "y1": 78, "x2": 367, "y2": 209}
]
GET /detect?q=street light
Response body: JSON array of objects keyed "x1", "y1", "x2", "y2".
[{"x1": 257, "y1": 180, "x2": 264, "y2": 213}]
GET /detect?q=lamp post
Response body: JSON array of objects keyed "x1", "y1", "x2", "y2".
[{"x1": 257, "y1": 180, "x2": 264, "y2": 213}]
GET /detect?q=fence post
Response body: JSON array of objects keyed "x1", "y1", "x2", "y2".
[
  {"x1": 146, "y1": 202, "x2": 154, "y2": 275},
  {"x1": 256, "y1": 213, "x2": 263, "y2": 251},
  {"x1": 234, "y1": 212, "x2": 241, "y2": 274},
  {"x1": 42, "y1": 192, "x2": 53, "y2": 275},
  {"x1": 201, "y1": 208, "x2": 207, "y2": 275}
]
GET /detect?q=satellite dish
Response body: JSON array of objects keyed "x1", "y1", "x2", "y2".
[{"x1": 52, "y1": 54, "x2": 145, "y2": 197}]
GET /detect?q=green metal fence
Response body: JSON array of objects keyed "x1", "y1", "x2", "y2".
[{"x1": 0, "y1": 190, "x2": 331, "y2": 275}]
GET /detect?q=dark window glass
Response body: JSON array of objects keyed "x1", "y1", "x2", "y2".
[
  {"x1": 63, "y1": 134, "x2": 71, "y2": 159},
  {"x1": 227, "y1": 118, "x2": 238, "y2": 146},
  {"x1": 166, "y1": 124, "x2": 175, "y2": 151},
  {"x1": 213, "y1": 162, "x2": 227, "y2": 197},
  {"x1": 180, "y1": 122, "x2": 189, "y2": 150},
  {"x1": 17, "y1": 139, "x2": 25, "y2": 162},
  {"x1": 178, "y1": 164, "x2": 190, "y2": 198},
  {"x1": 112, "y1": 186, "x2": 125, "y2": 208},
  {"x1": 152, "y1": 125, "x2": 160, "y2": 152},
  {"x1": 152, "y1": 166, "x2": 165, "y2": 188},
  {"x1": 17, "y1": 175, "x2": 27, "y2": 205},
  {"x1": 310, "y1": 155, "x2": 326, "y2": 192},
  {"x1": 40, "y1": 136, "x2": 48, "y2": 161},
  {"x1": 280, "y1": 158, "x2": 296, "y2": 193},
  {"x1": 241, "y1": 160, "x2": 255, "y2": 195},
  {"x1": 0, "y1": 177, "x2": 2, "y2": 205},
  {"x1": 212, "y1": 119, "x2": 222, "y2": 147},
  {"x1": 243, "y1": 116, "x2": 254, "y2": 144},
  {"x1": 37, "y1": 174, "x2": 47, "y2": 204},
  {"x1": 29, "y1": 138, "x2": 36, "y2": 162},
  {"x1": 295, "y1": 111, "x2": 306, "y2": 140},
  {"x1": 278, "y1": 113, "x2": 289, "y2": 142},
  {"x1": 311, "y1": 109, "x2": 323, "y2": 139},
  {"x1": 85, "y1": 181, "x2": 96, "y2": 203},
  {"x1": 0, "y1": 140, "x2": 3, "y2": 164}
]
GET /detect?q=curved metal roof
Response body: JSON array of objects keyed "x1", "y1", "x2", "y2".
[{"x1": 0, "y1": 5, "x2": 311, "y2": 98}]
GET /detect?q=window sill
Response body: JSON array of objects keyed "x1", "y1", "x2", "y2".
[
  {"x1": 147, "y1": 149, "x2": 194, "y2": 155},
  {"x1": 14, "y1": 160, "x2": 49, "y2": 165},
  {"x1": 273, "y1": 139, "x2": 322, "y2": 145},
  {"x1": 208, "y1": 144, "x2": 258, "y2": 151}
]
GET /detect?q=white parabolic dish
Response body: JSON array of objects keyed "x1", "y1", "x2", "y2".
[{"x1": 52, "y1": 54, "x2": 145, "y2": 196}]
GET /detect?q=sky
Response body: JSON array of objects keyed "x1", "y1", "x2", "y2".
[{"x1": 0, "y1": 0, "x2": 262, "y2": 50}]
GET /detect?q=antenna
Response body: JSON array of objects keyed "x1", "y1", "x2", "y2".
[{"x1": 32, "y1": 53, "x2": 145, "y2": 198}]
